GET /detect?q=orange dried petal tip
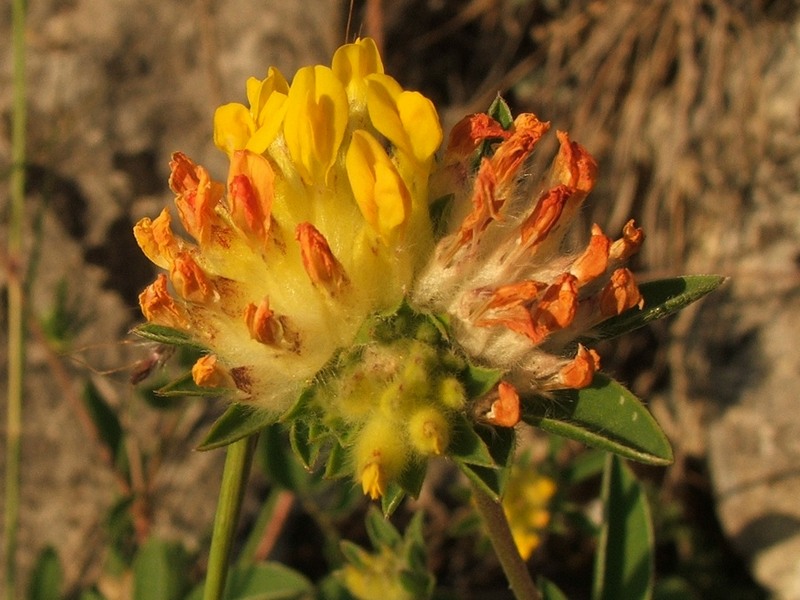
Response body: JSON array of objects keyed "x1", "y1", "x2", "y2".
[
  {"x1": 485, "y1": 381, "x2": 521, "y2": 427},
  {"x1": 296, "y1": 223, "x2": 349, "y2": 294},
  {"x1": 559, "y1": 344, "x2": 601, "y2": 389},
  {"x1": 599, "y1": 268, "x2": 644, "y2": 316}
]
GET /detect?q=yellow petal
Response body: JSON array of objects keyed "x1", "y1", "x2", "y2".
[
  {"x1": 331, "y1": 37, "x2": 384, "y2": 102},
  {"x1": 283, "y1": 65, "x2": 348, "y2": 184},
  {"x1": 213, "y1": 103, "x2": 254, "y2": 156},
  {"x1": 346, "y1": 130, "x2": 411, "y2": 242},
  {"x1": 396, "y1": 90, "x2": 442, "y2": 163},
  {"x1": 366, "y1": 74, "x2": 441, "y2": 164},
  {"x1": 247, "y1": 67, "x2": 289, "y2": 123}
]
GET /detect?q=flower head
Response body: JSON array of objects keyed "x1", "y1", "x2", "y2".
[{"x1": 135, "y1": 38, "x2": 645, "y2": 500}]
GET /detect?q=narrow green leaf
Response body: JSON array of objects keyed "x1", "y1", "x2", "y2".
[
  {"x1": 397, "y1": 459, "x2": 427, "y2": 499},
  {"x1": 538, "y1": 577, "x2": 569, "y2": 600},
  {"x1": 224, "y1": 562, "x2": 313, "y2": 600},
  {"x1": 593, "y1": 455, "x2": 654, "y2": 600},
  {"x1": 130, "y1": 323, "x2": 208, "y2": 351},
  {"x1": 197, "y1": 404, "x2": 277, "y2": 451},
  {"x1": 82, "y1": 381, "x2": 126, "y2": 471},
  {"x1": 132, "y1": 539, "x2": 189, "y2": 600},
  {"x1": 522, "y1": 374, "x2": 673, "y2": 465},
  {"x1": 589, "y1": 275, "x2": 725, "y2": 341},
  {"x1": 27, "y1": 547, "x2": 62, "y2": 600},
  {"x1": 365, "y1": 506, "x2": 402, "y2": 548}
]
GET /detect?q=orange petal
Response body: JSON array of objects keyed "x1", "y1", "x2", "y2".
[
  {"x1": 191, "y1": 354, "x2": 235, "y2": 389},
  {"x1": 530, "y1": 273, "x2": 578, "y2": 341},
  {"x1": 485, "y1": 381, "x2": 521, "y2": 427},
  {"x1": 445, "y1": 113, "x2": 510, "y2": 160},
  {"x1": 559, "y1": 344, "x2": 601, "y2": 389},
  {"x1": 228, "y1": 150, "x2": 275, "y2": 247},
  {"x1": 491, "y1": 113, "x2": 550, "y2": 189},
  {"x1": 295, "y1": 223, "x2": 349, "y2": 294},
  {"x1": 133, "y1": 208, "x2": 180, "y2": 269},
  {"x1": 170, "y1": 152, "x2": 224, "y2": 246},
  {"x1": 570, "y1": 224, "x2": 611, "y2": 286},
  {"x1": 609, "y1": 219, "x2": 645, "y2": 262},
  {"x1": 243, "y1": 297, "x2": 300, "y2": 350},
  {"x1": 550, "y1": 131, "x2": 597, "y2": 194},
  {"x1": 170, "y1": 253, "x2": 215, "y2": 303},
  {"x1": 138, "y1": 274, "x2": 187, "y2": 328},
  {"x1": 599, "y1": 268, "x2": 644, "y2": 316},
  {"x1": 519, "y1": 185, "x2": 571, "y2": 248}
]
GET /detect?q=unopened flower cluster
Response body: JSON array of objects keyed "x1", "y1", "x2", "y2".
[{"x1": 134, "y1": 38, "x2": 644, "y2": 500}]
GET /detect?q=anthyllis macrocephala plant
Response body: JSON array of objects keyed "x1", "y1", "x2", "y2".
[{"x1": 133, "y1": 37, "x2": 721, "y2": 510}]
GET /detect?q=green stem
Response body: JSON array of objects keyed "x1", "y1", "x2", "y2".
[
  {"x1": 203, "y1": 436, "x2": 257, "y2": 600},
  {"x1": 5, "y1": 0, "x2": 26, "y2": 596},
  {"x1": 470, "y1": 480, "x2": 541, "y2": 600}
]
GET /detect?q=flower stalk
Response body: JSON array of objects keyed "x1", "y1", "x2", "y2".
[
  {"x1": 203, "y1": 435, "x2": 258, "y2": 600},
  {"x1": 471, "y1": 480, "x2": 541, "y2": 600},
  {"x1": 5, "y1": 0, "x2": 27, "y2": 596}
]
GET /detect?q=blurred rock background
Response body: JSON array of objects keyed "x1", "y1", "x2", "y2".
[{"x1": 1, "y1": 0, "x2": 799, "y2": 597}]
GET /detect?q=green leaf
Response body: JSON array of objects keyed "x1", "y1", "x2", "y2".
[
  {"x1": 462, "y1": 363, "x2": 503, "y2": 400},
  {"x1": 448, "y1": 415, "x2": 496, "y2": 467},
  {"x1": 487, "y1": 95, "x2": 514, "y2": 129},
  {"x1": 130, "y1": 323, "x2": 208, "y2": 351},
  {"x1": 455, "y1": 461, "x2": 505, "y2": 501},
  {"x1": 132, "y1": 538, "x2": 189, "y2": 600},
  {"x1": 197, "y1": 404, "x2": 277, "y2": 451},
  {"x1": 324, "y1": 440, "x2": 350, "y2": 479},
  {"x1": 259, "y1": 424, "x2": 313, "y2": 492},
  {"x1": 27, "y1": 547, "x2": 62, "y2": 600},
  {"x1": 82, "y1": 381, "x2": 127, "y2": 473},
  {"x1": 593, "y1": 454, "x2": 654, "y2": 600},
  {"x1": 538, "y1": 577, "x2": 569, "y2": 600},
  {"x1": 589, "y1": 275, "x2": 725, "y2": 341},
  {"x1": 225, "y1": 562, "x2": 313, "y2": 600},
  {"x1": 289, "y1": 419, "x2": 319, "y2": 470},
  {"x1": 365, "y1": 506, "x2": 402, "y2": 548},
  {"x1": 522, "y1": 374, "x2": 673, "y2": 465},
  {"x1": 381, "y1": 483, "x2": 406, "y2": 517},
  {"x1": 156, "y1": 372, "x2": 227, "y2": 398}
]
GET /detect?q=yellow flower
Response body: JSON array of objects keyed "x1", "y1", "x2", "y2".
[
  {"x1": 135, "y1": 38, "x2": 645, "y2": 499},
  {"x1": 502, "y1": 468, "x2": 557, "y2": 560},
  {"x1": 136, "y1": 38, "x2": 441, "y2": 420}
]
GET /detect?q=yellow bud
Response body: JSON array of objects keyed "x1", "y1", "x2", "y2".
[
  {"x1": 439, "y1": 377, "x2": 466, "y2": 410},
  {"x1": 355, "y1": 418, "x2": 407, "y2": 500},
  {"x1": 408, "y1": 407, "x2": 450, "y2": 456}
]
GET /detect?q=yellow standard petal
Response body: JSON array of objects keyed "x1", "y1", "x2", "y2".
[
  {"x1": 331, "y1": 37, "x2": 384, "y2": 103},
  {"x1": 283, "y1": 65, "x2": 348, "y2": 184},
  {"x1": 245, "y1": 67, "x2": 289, "y2": 154},
  {"x1": 346, "y1": 129, "x2": 411, "y2": 243}
]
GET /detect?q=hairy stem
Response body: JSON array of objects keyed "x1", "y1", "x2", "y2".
[
  {"x1": 470, "y1": 481, "x2": 541, "y2": 600},
  {"x1": 203, "y1": 436, "x2": 257, "y2": 600},
  {"x1": 5, "y1": 0, "x2": 26, "y2": 596}
]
